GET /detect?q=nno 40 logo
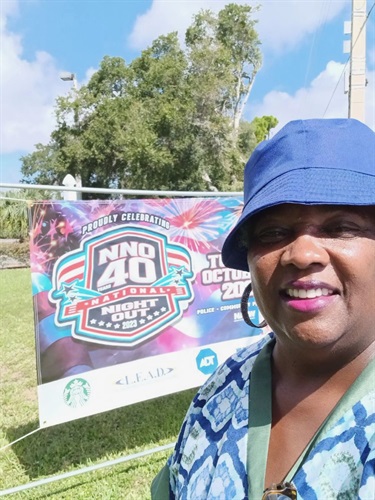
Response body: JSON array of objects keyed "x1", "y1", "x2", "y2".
[
  {"x1": 196, "y1": 348, "x2": 218, "y2": 375},
  {"x1": 50, "y1": 225, "x2": 194, "y2": 346}
]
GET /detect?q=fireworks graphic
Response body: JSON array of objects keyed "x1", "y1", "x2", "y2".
[
  {"x1": 29, "y1": 202, "x2": 81, "y2": 275},
  {"x1": 29, "y1": 197, "x2": 243, "y2": 276},
  {"x1": 147, "y1": 198, "x2": 238, "y2": 254},
  {"x1": 29, "y1": 201, "x2": 123, "y2": 274}
]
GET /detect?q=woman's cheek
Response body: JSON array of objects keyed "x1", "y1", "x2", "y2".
[{"x1": 248, "y1": 250, "x2": 276, "y2": 283}]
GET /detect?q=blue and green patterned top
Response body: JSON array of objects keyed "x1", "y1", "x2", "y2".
[{"x1": 152, "y1": 334, "x2": 375, "y2": 499}]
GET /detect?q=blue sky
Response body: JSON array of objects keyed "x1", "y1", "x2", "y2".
[{"x1": 1, "y1": 0, "x2": 374, "y2": 185}]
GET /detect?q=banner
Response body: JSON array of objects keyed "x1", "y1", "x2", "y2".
[{"x1": 29, "y1": 198, "x2": 265, "y2": 427}]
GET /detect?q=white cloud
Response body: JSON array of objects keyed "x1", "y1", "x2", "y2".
[
  {"x1": 0, "y1": 0, "x2": 19, "y2": 26},
  {"x1": 128, "y1": 0, "x2": 347, "y2": 53},
  {"x1": 0, "y1": 1, "x2": 75, "y2": 154},
  {"x1": 128, "y1": 0, "x2": 203, "y2": 49},
  {"x1": 251, "y1": 61, "x2": 375, "y2": 132},
  {"x1": 258, "y1": 0, "x2": 347, "y2": 53}
]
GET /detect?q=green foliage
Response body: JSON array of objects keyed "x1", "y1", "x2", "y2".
[
  {"x1": 251, "y1": 115, "x2": 279, "y2": 142},
  {"x1": 21, "y1": 143, "x2": 61, "y2": 185},
  {"x1": 0, "y1": 189, "x2": 60, "y2": 239},
  {"x1": 0, "y1": 199, "x2": 28, "y2": 240},
  {"x1": 21, "y1": 4, "x2": 277, "y2": 194}
]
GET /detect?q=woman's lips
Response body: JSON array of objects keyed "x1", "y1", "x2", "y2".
[
  {"x1": 280, "y1": 283, "x2": 338, "y2": 312},
  {"x1": 285, "y1": 287, "x2": 334, "y2": 299}
]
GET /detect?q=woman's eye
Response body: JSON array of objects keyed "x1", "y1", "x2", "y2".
[
  {"x1": 324, "y1": 223, "x2": 362, "y2": 238},
  {"x1": 255, "y1": 227, "x2": 290, "y2": 243}
]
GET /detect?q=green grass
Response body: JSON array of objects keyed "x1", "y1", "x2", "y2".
[{"x1": 0, "y1": 269, "x2": 196, "y2": 498}]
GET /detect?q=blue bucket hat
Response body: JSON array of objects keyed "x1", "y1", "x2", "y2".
[{"x1": 222, "y1": 118, "x2": 375, "y2": 271}]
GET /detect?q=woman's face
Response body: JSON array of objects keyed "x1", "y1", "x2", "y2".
[{"x1": 247, "y1": 204, "x2": 375, "y2": 353}]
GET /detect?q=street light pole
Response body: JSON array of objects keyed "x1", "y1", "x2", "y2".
[
  {"x1": 59, "y1": 71, "x2": 82, "y2": 200},
  {"x1": 60, "y1": 72, "x2": 79, "y2": 124},
  {"x1": 60, "y1": 72, "x2": 78, "y2": 90}
]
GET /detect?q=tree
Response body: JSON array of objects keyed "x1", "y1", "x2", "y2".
[
  {"x1": 21, "y1": 4, "x2": 277, "y2": 194},
  {"x1": 251, "y1": 115, "x2": 279, "y2": 142},
  {"x1": 186, "y1": 4, "x2": 262, "y2": 135}
]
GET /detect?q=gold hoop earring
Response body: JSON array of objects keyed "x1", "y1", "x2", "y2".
[{"x1": 240, "y1": 282, "x2": 267, "y2": 329}]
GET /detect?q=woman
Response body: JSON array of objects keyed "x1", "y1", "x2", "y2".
[{"x1": 152, "y1": 118, "x2": 375, "y2": 499}]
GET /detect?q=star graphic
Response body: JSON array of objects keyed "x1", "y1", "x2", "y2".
[
  {"x1": 54, "y1": 280, "x2": 80, "y2": 299},
  {"x1": 62, "y1": 283, "x2": 76, "y2": 294},
  {"x1": 168, "y1": 266, "x2": 187, "y2": 285},
  {"x1": 174, "y1": 267, "x2": 186, "y2": 277},
  {"x1": 64, "y1": 292, "x2": 81, "y2": 305}
]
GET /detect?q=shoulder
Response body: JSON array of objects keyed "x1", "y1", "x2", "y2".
[
  {"x1": 197, "y1": 333, "x2": 273, "y2": 403},
  {"x1": 167, "y1": 334, "x2": 274, "y2": 496},
  {"x1": 295, "y1": 383, "x2": 375, "y2": 499}
]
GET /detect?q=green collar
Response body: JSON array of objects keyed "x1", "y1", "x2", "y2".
[{"x1": 247, "y1": 340, "x2": 375, "y2": 498}]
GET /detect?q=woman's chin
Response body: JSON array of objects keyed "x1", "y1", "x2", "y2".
[{"x1": 279, "y1": 323, "x2": 345, "y2": 351}]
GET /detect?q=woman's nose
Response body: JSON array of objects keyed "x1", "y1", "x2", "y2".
[{"x1": 280, "y1": 234, "x2": 330, "y2": 269}]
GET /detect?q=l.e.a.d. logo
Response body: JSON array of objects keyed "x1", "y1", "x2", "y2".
[{"x1": 50, "y1": 226, "x2": 194, "y2": 346}]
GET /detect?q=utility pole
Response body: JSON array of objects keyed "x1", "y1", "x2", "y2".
[{"x1": 348, "y1": 0, "x2": 367, "y2": 122}]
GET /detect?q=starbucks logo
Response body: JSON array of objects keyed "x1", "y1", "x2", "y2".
[{"x1": 63, "y1": 378, "x2": 91, "y2": 408}]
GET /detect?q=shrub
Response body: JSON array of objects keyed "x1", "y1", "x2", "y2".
[
  {"x1": 0, "y1": 240, "x2": 30, "y2": 267},
  {"x1": 0, "y1": 189, "x2": 60, "y2": 239}
]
